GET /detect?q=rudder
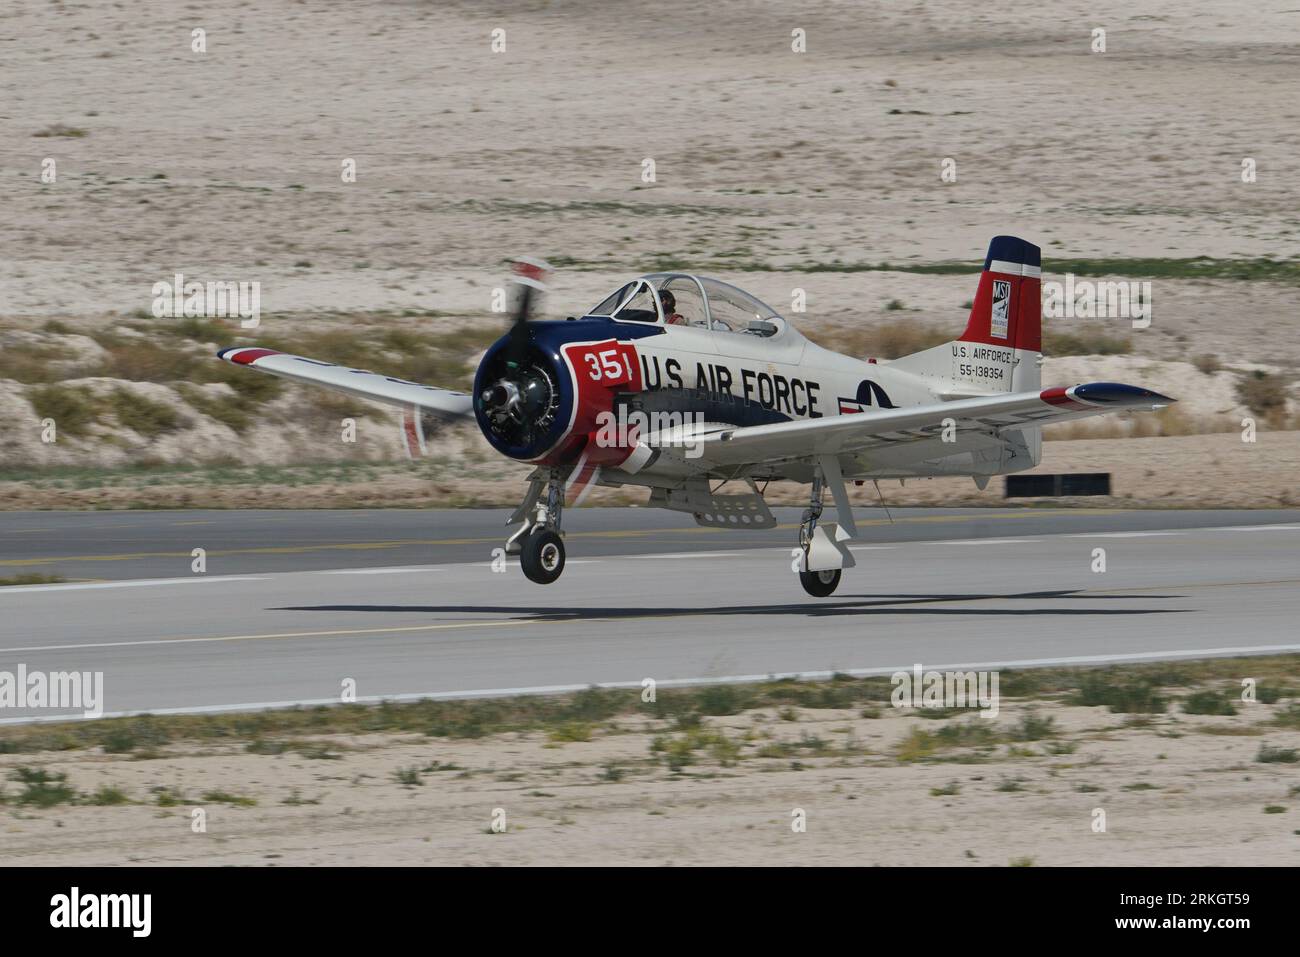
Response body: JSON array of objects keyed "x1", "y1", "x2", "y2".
[
  {"x1": 959, "y1": 235, "x2": 1041, "y2": 356},
  {"x1": 888, "y1": 235, "x2": 1042, "y2": 396}
]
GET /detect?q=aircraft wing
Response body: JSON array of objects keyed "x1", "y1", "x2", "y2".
[
  {"x1": 216, "y1": 346, "x2": 474, "y2": 420},
  {"x1": 674, "y1": 382, "x2": 1174, "y2": 468}
]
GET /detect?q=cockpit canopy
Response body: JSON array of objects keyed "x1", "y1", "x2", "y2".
[{"x1": 586, "y1": 274, "x2": 786, "y2": 338}]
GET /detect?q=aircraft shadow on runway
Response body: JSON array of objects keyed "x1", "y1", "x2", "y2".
[{"x1": 277, "y1": 589, "x2": 1191, "y2": 622}]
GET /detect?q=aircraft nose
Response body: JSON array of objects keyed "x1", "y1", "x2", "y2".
[{"x1": 481, "y1": 383, "x2": 511, "y2": 407}]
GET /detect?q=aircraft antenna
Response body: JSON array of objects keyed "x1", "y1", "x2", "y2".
[{"x1": 872, "y1": 479, "x2": 894, "y2": 524}]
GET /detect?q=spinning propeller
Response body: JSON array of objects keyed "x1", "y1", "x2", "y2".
[{"x1": 477, "y1": 257, "x2": 560, "y2": 450}]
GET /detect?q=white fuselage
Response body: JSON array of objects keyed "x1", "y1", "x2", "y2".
[{"x1": 608, "y1": 319, "x2": 1041, "y2": 486}]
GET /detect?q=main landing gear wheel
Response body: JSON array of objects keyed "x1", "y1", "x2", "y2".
[
  {"x1": 521, "y1": 528, "x2": 565, "y2": 585},
  {"x1": 799, "y1": 568, "x2": 841, "y2": 598}
]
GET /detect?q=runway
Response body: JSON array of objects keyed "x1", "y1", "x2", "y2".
[
  {"x1": 4, "y1": 506, "x2": 1300, "y2": 581},
  {"x1": 1, "y1": 507, "x2": 1298, "y2": 722}
]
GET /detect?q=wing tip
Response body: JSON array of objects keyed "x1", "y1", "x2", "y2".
[
  {"x1": 1043, "y1": 382, "x2": 1176, "y2": 410},
  {"x1": 218, "y1": 346, "x2": 280, "y2": 366},
  {"x1": 1073, "y1": 382, "x2": 1176, "y2": 407}
]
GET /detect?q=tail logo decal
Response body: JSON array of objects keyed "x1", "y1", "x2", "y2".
[{"x1": 990, "y1": 280, "x2": 1011, "y2": 339}]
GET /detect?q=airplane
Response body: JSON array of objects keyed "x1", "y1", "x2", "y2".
[{"x1": 218, "y1": 236, "x2": 1173, "y2": 597}]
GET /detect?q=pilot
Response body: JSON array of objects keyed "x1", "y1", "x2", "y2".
[{"x1": 660, "y1": 289, "x2": 687, "y2": 325}]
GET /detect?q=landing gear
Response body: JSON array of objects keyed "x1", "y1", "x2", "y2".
[
  {"x1": 521, "y1": 528, "x2": 565, "y2": 584},
  {"x1": 799, "y1": 568, "x2": 841, "y2": 597},
  {"x1": 794, "y1": 457, "x2": 857, "y2": 597},
  {"x1": 797, "y1": 471, "x2": 826, "y2": 556},
  {"x1": 506, "y1": 469, "x2": 568, "y2": 585}
]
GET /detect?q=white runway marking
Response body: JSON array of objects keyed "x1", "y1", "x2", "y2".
[
  {"x1": 1067, "y1": 531, "x2": 1183, "y2": 538},
  {"x1": 626, "y1": 551, "x2": 754, "y2": 560},
  {"x1": 321, "y1": 567, "x2": 441, "y2": 575},
  {"x1": 0, "y1": 575, "x2": 267, "y2": 595},
  {"x1": 0, "y1": 618, "x2": 534, "y2": 655},
  {"x1": 924, "y1": 538, "x2": 1033, "y2": 546},
  {"x1": 1218, "y1": 525, "x2": 1300, "y2": 532}
]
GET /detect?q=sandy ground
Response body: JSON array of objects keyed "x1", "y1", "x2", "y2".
[
  {"x1": 2, "y1": 696, "x2": 1296, "y2": 866},
  {"x1": 0, "y1": 0, "x2": 1297, "y2": 509},
  {"x1": 2, "y1": 429, "x2": 1295, "y2": 510},
  {"x1": 1, "y1": 0, "x2": 1297, "y2": 353}
]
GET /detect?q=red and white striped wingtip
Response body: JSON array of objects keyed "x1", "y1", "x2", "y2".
[
  {"x1": 217, "y1": 346, "x2": 281, "y2": 366},
  {"x1": 1041, "y1": 383, "x2": 1175, "y2": 411}
]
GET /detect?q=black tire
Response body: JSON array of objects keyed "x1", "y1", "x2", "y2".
[
  {"x1": 521, "y1": 529, "x2": 565, "y2": 584},
  {"x1": 799, "y1": 568, "x2": 841, "y2": 597}
]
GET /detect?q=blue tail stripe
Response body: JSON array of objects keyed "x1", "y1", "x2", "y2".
[{"x1": 984, "y1": 235, "x2": 1041, "y2": 271}]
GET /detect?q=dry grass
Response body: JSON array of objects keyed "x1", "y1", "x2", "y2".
[
  {"x1": 3, "y1": 317, "x2": 499, "y2": 393},
  {"x1": 3, "y1": 316, "x2": 498, "y2": 457},
  {"x1": 25, "y1": 385, "x2": 101, "y2": 437},
  {"x1": 1236, "y1": 370, "x2": 1293, "y2": 425},
  {"x1": 1042, "y1": 327, "x2": 1133, "y2": 356},
  {"x1": 107, "y1": 389, "x2": 184, "y2": 438},
  {"x1": 808, "y1": 319, "x2": 1135, "y2": 361},
  {"x1": 0, "y1": 342, "x2": 72, "y2": 383},
  {"x1": 0, "y1": 654, "x2": 1294, "y2": 756},
  {"x1": 809, "y1": 318, "x2": 951, "y2": 359},
  {"x1": 1045, "y1": 406, "x2": 1240, "y2": 441},
  {"x1": 32, "y1": 123, "x2": 87, "y2": 138}
]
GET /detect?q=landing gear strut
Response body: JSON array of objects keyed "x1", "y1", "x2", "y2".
[
  {"x1": 507, "y1": 470, "x2": 567, "y2": 585},
  {"x1": 795, "y1": 457, "x2": 857, "y2": 597}
]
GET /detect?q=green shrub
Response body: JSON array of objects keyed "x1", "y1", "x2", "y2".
[
  {"x1": 109, "y1": 389, "x2": 183, "y2": 437},
  {"x1": 27, "y1": 385, "x2": 100, "y2": 436},
  {"x1": 1256, "y1": 745, "x2": 1299, "y2": 764},
  {"x1": 1011, "y1": 711, "x2": 1057, "y2": 740},
  {"x1": 1072, "y1": 673, "x2": 1166, "y2": 713},
  {"x1": 200, "y1": 789, "x2": 257, "y2": 806},
  {"x1": 1236, "y1": 370, "x2": 1289, "y2": 418},
  {"x1": 1182, "y1": 689, "x2": 1237, "y2": 716},
  {"x1": 393, "y1": 767, "x2": 423, "y2": 787},
  {"x1": 86, "y1": 786, "x2": 131, "y2": 806},
  {"x1": 9, "y1": 767, "x2": 77, "y2": 807},
  {"x1": 547, "y1": 722, "x2": 593, "y2": 743},
  {"x1": 695, "y1": 683, "x2": 749, "y2": 716}
]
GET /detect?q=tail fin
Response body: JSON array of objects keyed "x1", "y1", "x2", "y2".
[
  {"x1": 959, "y1": 235, "x2": 1041, "y2": 354},
  {"x1": 888, "y1": 235, "x2": 1042, "y2": 396}
]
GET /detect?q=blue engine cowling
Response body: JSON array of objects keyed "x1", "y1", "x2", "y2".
[{"x1": 472, "y1": 318, "x2": 665, "y2": 463}]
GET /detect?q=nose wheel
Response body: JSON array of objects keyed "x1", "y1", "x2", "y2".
[
  {"x1": 799, "y1": 568, "x2": 841, "y2": 597},
  {"x1": 506, "y1": 470, "x2": 568, "y2": 585},
  {"x1": 521, "y1": 528, "x2": 565, "y2": 585}
]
